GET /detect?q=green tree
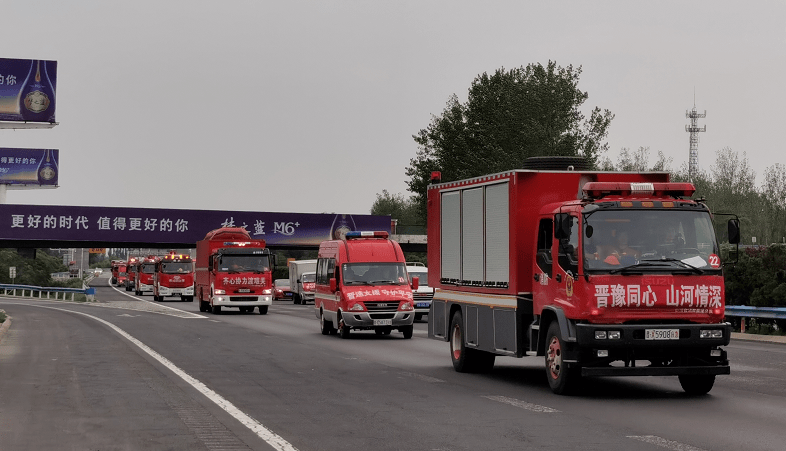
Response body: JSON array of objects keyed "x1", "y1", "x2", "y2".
[
  {"x1": 370, "y1": 190, "x2": 422, "y2": 232},
  {"x1": 406, "y1": 61, "x2": 614, "y2": 217}
]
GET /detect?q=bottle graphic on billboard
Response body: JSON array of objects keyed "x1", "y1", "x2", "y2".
[
  {"x1": 37, "y1": 149, "x2": 58, "y2": 185},
  {"x1": 330, "y1": 214, "x2": 356, "y2": 240},
  {"x1": 19, "y1": 60, "x2": 56, "y2": 122}
]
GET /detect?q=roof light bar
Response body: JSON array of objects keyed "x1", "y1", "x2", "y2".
[
  {"x1": 583, "y1": 182, "x2": 696, "y2": 199},
  {"x1": 345, "y1": 231, "x2": 390, "y2": 239}
]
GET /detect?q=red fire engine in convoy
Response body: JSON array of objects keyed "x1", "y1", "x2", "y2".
[
  {"x1": 111, "y1": 260, "x2": 128, "y2": 287},
  {"x1": 153, "y1": 253, "x2": 195, "y2": 302},
  {"x1": 196, "y1": 227, "x2": 275, "y2": 314},
  {"x1": 135, "y1": 256, "x2": 159, "y2": 296},
  {"x1": 427, "y1": 159, "x2": 740, "y2": 395},
  {"x1": 315, "y1": 231, "x2": 417, "y2": 339},
  {"x1": 125, "y1": 256, "x2": 140, "y2": 292}
]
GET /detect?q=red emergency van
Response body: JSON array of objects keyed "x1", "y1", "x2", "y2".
[{"x1": 314, "y1": 231, "x2": 418, "y2": 339}]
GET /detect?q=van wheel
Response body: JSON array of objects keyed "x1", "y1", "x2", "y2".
[
  {"x1": 450, "y1": 311, "x2": 495, "y2": 373},
  {"x1": 258, "y1": 305, "x2": 268, "y2": 315},
  {"x1": 545, "y1": 321, "x2": 579, "y2": 394},
  {"x1": 320, "y1": 311, "x2": 334, "y2": 335},
  {"x1": 338, "y1": 314, "x2": 351, "y2": 339},
  {"x1": 401, "y1": 325, "x2": 414, "y2": 339}
]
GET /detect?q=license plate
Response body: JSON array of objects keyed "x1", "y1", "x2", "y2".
[
  {"x1": 373, "y1": 319, "x2": 393, "y2": 326},
  {"x1": 285, "y1": 292, "x2": 292, "y2": 297},
  {"x1": 645, "y1": 329, "x2": 679, "y2": 340},
  {"x1": 416, "y1": 302, "x2": 430, "y2": 308},
  {"x1": 238, "y1": 288, "x2": 250, "y2": 293}
]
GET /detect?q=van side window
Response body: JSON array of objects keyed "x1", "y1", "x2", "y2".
[
  {"x1": 327, "y1": 258, "x2": 336, "y2": 281},
  {"x1": 536, "y1": 218, "x2": 553, "y2": 278},
  {"x1": 316, "y1": 258, "x2": 326, "y2": 285}
]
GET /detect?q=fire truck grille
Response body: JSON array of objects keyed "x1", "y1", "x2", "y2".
[
  {"x1": 413, "y1": 292, "x2": 434, "y2": 302},
  {"x1": 229, "y1": 297, "x2": 257, "y2": 302},
  {"x1": 364, "y1": 301, "x2": 400, "y2": 312},
  {"x1": 167, "y1": 281, "x2": 190, "y2": 288}
]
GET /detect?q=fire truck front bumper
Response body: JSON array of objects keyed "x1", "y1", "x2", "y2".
[
  {"x1": 137, "y1": 282, "x2": 154, "y2": 293},
  {"x1": 340, "y1": 311, "x2": 414, "y2": 329},
  {"x1": 211, "y1": 295, "x2": 273, "y2": 307},
  {"x1": 158, "y1": 285, "x2": 195, "y2": 297}
]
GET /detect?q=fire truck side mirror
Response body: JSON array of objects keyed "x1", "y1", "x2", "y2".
[
  {"x1": 330, "y1": 278, "x2": 337, "y2": 292},
  {"x1": 554, "y1": 213, "x2": 571, "y2": 240},
  {"x1": 728, "y1": 219, "x2": 740, "y2": 244},
  {"x1": 411, "y1": 276, "x2": 419, "y2": 290}
]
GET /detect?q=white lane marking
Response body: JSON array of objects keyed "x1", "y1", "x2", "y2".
[
  {"x1": 106, "y1": 278, "x2": 206, "y2": 318},
  {"x1": 399, "y1": 372, "x2": 445, "y2": 383},
  {"x1": 32, "y1": 304, "x2": 299, "y2": 451},
  {"x1": 627, "y1": 436, "x2": 707, "y2": 451},
  {"x1": 483, "y1": 395, "x2": 560, "y2": 413}
]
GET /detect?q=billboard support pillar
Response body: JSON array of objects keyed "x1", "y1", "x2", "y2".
[{"x1": 0, "y1": 184, "x2": 6, "y2": 204}]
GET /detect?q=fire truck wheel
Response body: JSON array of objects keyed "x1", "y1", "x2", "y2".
[
  {"x1": 450, "y1": 311, "x2": 495, "y2": 373},
  {"x1": 545, "y1": 322, "x2": 579, "y2": 395},
  {"x1": 338, "y1": 314, "x2": 351, "y2": 339},
  {"x1": 678, "y1": 374, "x2": 715, "y2": 395},
  {"x1": 212, "y1": 305, "x2": 222, "y2": 314},
  {"x1": 258, "y1": 305, "x2": 268, "y2": 315},
  {"x1": 199, "y1": 301, "x2": 209, "y2": 312}
]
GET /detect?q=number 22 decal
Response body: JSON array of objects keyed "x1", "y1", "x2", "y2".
[{"x1": 709, "y1": 254, "x2": 720, "y2": 268}]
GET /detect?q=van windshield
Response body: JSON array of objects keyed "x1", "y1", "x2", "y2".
[{"x1": 342, "y1": 262, "x2": 408, "y2": 286}]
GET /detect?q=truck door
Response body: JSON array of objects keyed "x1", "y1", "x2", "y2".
[{"x1": 533, "y1": 217, "x2": 556, "y2": 312}]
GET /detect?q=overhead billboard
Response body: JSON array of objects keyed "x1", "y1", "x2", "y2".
[
  {"x1": 0, "y1": 58, "x2": 58, "y2": 123},
  {"x1": 0, "y1": 148, "x2": 59, "y2": 188},
  {"x1": 0, "y1": 204, "x2": 390, "y2": 247}
]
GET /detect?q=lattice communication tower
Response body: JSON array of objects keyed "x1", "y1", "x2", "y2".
[{"x1": 685, "y1": 105, "x2": 706, "y2": 180}]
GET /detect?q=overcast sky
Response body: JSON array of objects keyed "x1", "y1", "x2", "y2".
[{"x1": 3, "y1": 1, "x2": 784, "y2": 217}]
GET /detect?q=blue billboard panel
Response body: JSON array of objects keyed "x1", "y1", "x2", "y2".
[
  {"x1": 0, "y1": 58, "x2": 58, "y2": 123},
  {"x1": 0, "y1": 148, "x2": 59, "y2": 187},
  {"x1": 0, "y1": 204, "x2": 390, "y2": 246}
]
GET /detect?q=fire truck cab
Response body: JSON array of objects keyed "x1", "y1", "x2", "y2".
[{"x1": 154, "y1": 254, "x2": 195, "y2": 302}]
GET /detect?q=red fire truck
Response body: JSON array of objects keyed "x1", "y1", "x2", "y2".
[
  {"x1": 195, "y1": 227, "x2": 275, "y2": 314},
  {"x1": 110, "y1": 260, "x2": 125, "y2": 285},
  {"x1": 135, "y1": 256, "x2": 159, "y2": 296},
  {"x1": 314, "y1": 231, "x2": 417, "y2": 339},
  {"x1": 125, "y1": 256, "x2": 140, "y2": 292},
  {"x1": 427, "y1": 158, "x2": 740, "y2": 395},
  {"x1": 153, "y1": 253, "x2": 195, "y2": 302}
]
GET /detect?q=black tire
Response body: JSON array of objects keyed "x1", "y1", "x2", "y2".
[
  {"x1": 545, "y1": 321, "x2": 579, "y2": 395},
  {"x1": 199, "y1": 301, "x2": 209, "y2": 312},
  {"x1": 338, "y1": 313, "x2": 351, "y2": 339},
  {"x1": 258, "y1": 305, "x2": 268, "y2": 315},
  {"x1": 401, "y1": 325, "x2": 414, "y2": 339},
  {"x1": 678, "y1": 375, "x2": 715, "y2": 396},
  {"x1": 320, "y1": 311, "x2": 334, "y2": 335},
  {"x1": 212, "y1": 305, "x2": 221, "y2": 314},
  {"x1": 449, "y1": 311, "x2": 495, "y2": 373},
  {"x1": 415, "y1": 313, "x2": 423, "y2": 322}
]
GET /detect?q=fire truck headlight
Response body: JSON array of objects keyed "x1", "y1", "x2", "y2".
[
  {"x1": 700, "y1": 329, "x2": 724, "y2": 339},
  {"x1": 214, "y1": 289, "x2": 226, "y2": 295},
  {"x1": 607, "y1": 331, "x2": 621, "y2": 340},
  {"x1": 595, "y1": 331, "x2": 607, "y2": 340},
  {"x1": 262, "y1": 289, "x2": 272, "y2": 295},
  {"x1": 349, "y1": 303, "x2": 364, "y2": 312},
  {"x1": 400, "y1": 302, "x2": 413, "y2": 311}
]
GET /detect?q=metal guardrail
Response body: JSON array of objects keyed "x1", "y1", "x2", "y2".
[
  {"x1": 0, "y1": 283, "x2": 96, "y2": 302},
  {"x1": 725, "y1": 305, "x2": 786, "y2": 320}
]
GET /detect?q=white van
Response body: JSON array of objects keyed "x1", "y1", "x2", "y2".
[{"x1": 406, "y1": 262, "x2": 433, "y2": 322}]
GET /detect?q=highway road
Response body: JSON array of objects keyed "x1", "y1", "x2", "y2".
[{"x1": 1, "y1": 274, "x2": 785, "y2": 451}]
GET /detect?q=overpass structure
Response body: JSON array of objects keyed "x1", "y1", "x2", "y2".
[{"x1": 0, "y1": 204, "x2": 430, "y2": 251}]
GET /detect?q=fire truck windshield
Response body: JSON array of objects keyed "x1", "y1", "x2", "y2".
[
  {"x1": 219, "y1": 255, "x2": 271, "y2": 273},
  {"x1": 342, "y1": 262, "x2": 408, "y2": 285},
  {"x1": 141, "y1": 263, "x2": 156, "y2": 274},
  {"x1": 160, "y1": 262, "x2": 193, "y2": 274},
  {"x1": 583, "y1": 209, "x2": 720, "y2": 272}
]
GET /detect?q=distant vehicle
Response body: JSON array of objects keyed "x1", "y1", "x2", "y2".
[
  {"x1": 300, "y1": 271, "x2": 316, "y2": 304},
  {"x1": 289, "y1": 259, "x2": 317, "y2": 304},
  {"x1": 154, "y1": 253, "x2": 195, "y2": 302},
  {"x1": 406, "y1": 262, "x2": 434, "y2": 322},
  {"x1": 135, "y1": 256, "x2": 159, "y2": 296},
  {"x1": 273, "y1": 279, "x2": 293, "y2": 301}
]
